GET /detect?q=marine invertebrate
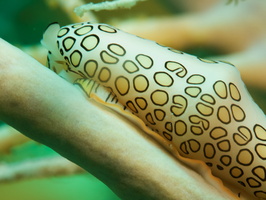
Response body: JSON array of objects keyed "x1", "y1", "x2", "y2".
[{"x1": 42, "y1": 21, "x2": 266, "y2": 199}]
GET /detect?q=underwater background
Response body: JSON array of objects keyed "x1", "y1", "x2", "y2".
[{"x1": 0, "y1": 0, "x2": 265, "y2": 200}]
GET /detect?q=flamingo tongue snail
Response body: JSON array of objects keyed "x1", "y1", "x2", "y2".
[{"x1": 42, "y1": 22, "x2": 266, "y2": 199}]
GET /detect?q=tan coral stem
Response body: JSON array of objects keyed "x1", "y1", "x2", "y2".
[{"x1": 0, "y1": 39, "x2": 237, "y2": 200}]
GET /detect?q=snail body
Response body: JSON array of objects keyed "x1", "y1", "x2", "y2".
[{"x1": 42, "y1": 22, "x2": 266, "y2": 199}]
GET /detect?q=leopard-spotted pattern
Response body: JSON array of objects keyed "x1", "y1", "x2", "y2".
[{"x1": 42, "y1": 22, "x2": 266, "y2": 199}]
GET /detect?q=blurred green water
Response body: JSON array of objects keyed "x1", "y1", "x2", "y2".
[{"x1": 0, "y1": 174, "x2": 120, "y2": 200}]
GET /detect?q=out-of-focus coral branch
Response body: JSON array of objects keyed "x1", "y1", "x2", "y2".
[
  {"x1": 115, "y1": 0, "x2": 266, "y2": 90},
  {"x1": 0, "y1": 38, "x2": 238, "y2": 200},
  {"x1": 0, "y1": 123, "x2": 85, "y2": 182},
  {"x1": 0, "y1": 125, "x2": 30, "y2": 154},
  {"x1": 0, "y1": 156, "x2": 84, "y2": 182},
  {"x1": 45, "y1": 0, "x2": 98, "y2": 22},
  {"x1": 211, "y1": 37, "x2": 266, "y2": 90},
  {"x1": 74, "y1": 0, "x2": 145, "y2": 17},
  {"x1": 118, "y1": 1, "x2": 266, "y2": 52}
]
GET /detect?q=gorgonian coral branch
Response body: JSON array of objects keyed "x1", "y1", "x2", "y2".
[{"x1": 0, "y1": 38, "x2": 236, "y2": 200}]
